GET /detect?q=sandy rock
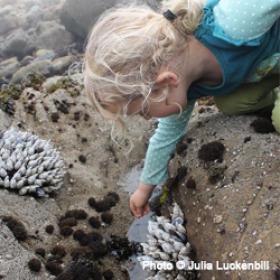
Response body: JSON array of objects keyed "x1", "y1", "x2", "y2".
[
  {"x1": 0, "y1": 223, "x2": 48, "y2": 280},
  {"x1": 34, "y1": 20, "x2": 74, "y2": 53},
  {"x1": 11, "y1": 60, "x2": 53, "y2": 84},
  {"x1": 170, "y1": 110, "x2": 280, "y2": 280}
]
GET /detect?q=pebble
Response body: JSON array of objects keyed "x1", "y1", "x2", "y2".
[
  {"x1": 242, "y1": 208, "x2": 248, "y2": 213},
  {"x1": 255, "y1": 239, "x2": 262, "y2": 245},
  {"x1": 213, "y1": 215, "x2": 223, "y2": 224},
  {"x1": 247, "y1": 200, "x2": 253, "y2": 205},
  {"x1": 197, "y1": 217, "x2": 201, "y2": 223},
  {"x1": 5, "y1": 254, "x2": 13, "y2": 260},
  {"x1": 274, "y1": 243, "x2": 280, "y2": 248},
  {"x1": 228, "y1": 252, "x2": 234, "y2": 257}
]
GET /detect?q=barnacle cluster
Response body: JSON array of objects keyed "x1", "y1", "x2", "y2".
[
  {"x1": 138, "y1": 203, "x2": 196, "y2": 280},
  {"x1": 0, "y1": 128, "x2": 65, "y2": 196}
]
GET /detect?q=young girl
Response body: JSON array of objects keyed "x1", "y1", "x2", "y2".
[{"x1": 84, "y1": 0, "x2": 280, "y2": 218}]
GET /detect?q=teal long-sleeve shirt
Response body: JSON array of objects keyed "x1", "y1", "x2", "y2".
[{"x1": 140, "y1": 0, "x2": 280, "y2": 186}]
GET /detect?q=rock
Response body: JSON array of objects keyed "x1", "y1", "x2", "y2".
[
  {"x1": 2, "y1": 29, "x2": 35, "y2": 59},
  {"x1": 0, "y1": 223, "x2": 48, "y2": 280},
  {"x1": 20, "y1": 56, "x2": 35, "y2": 67},
  {"x1": 0, "y1": 110, "x2": 12, "y2": 130},
  {"x1": 52, "y1": 55, "x2": 76, "y2": 75},
  {"x1": 171, "y1": 110, "x2": 279, "y2": 280},
  {"x1": 60, "y1": 0, "x2": 159, "y2": 41},
  {"x1": 213, "y1": 215, "x2": 223, "y2": 224},
  {"x1": 11, "y1": 60, "x2": 53, "y2": 84},
  {"x1": 42, "y1": 76, "x2": 65, "y2": 92},
  {"x1": 0, "y1": 14, "x2": 18, "y2": 36},
  {"x1": 34, "y1": 20, "x2": 74, "y2": 53},
  {"x1": 25, "y1": 5, "x2": 44, "y2": 27},
  {"x1": 0, "y1": 57, "x2": 20, "y2": 80},
  {"x1": 34, "y1": 49, "x2": 56, "y2": 61}
]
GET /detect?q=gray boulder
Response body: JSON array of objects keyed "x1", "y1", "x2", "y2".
[
  {"x1": 2, "y1": 29, "x2": 35, "y2": 59},
  {"x1": 34, "y1": 20, "x2": 74, "y2": 53},
  {"x1": 60, "y1": 0, "x2": 159, "y2": 40}
]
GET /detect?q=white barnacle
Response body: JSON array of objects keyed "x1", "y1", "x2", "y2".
[
  {"x1": 0, "y1": 128, "x2": 66, "y2": 196},
  {"x1": 176, "y1": 224, "x2": 186, "y2": 234},
  {"x1": 160, "y1": 242, "x2": 174, "y2": 254},
  {"x1": 0, "y1": 168, "x2": 7, "y2": 178}
]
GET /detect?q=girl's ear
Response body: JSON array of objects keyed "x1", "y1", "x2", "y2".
[{"x1": 155, "y1": 71, "x2": 179, "y2": 89}]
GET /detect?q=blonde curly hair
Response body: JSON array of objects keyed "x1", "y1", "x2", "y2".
[{"x1": 84, "y1": 0, "x2": 205, "y2": 132}]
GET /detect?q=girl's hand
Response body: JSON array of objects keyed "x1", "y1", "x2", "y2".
[{"x1": 129, "y1": 183, "x2": 154, "y2": 218}]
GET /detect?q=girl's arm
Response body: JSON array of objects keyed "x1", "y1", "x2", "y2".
[
  {"x1": 130, "y1": 99, "x2": 195, "y2": 217},
  {"x1": 140, "y1": 99, "x2": 196, "y2": 185},
  {"x1": 213, "y1": 0, "x2": 280, "y2": 42}
]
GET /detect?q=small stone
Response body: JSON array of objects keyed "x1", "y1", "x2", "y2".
[
  {"x1": 242, "y1": 208, "x2": 248, "y2": 213},
  {"x1": 255, "y1": 239, "x2": 262, "y2": 245},
  {"x1": 197, "y1": 217, "x2": 201, "y2": 223},
  {"x1": 247, "y1": 200, "x2": 253, "y2": 205},
  {"x1": 274, "y1": 243, "x2": 280, "y2": 248},
  {"x1": 216, "y1": 224, "x2": 226, "y2": 234},
  {"x1": 213, "y1": 215, "x2": 223, "y2": 224},
  {"x1": 5, "y1": 254, "x2": 13, "y2": 260}
]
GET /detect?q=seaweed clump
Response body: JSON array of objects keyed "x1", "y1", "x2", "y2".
[
  {"x1": 1, "y1": 216, "x2": 28, "y2": 241},
  {"x1": 250, "y1": 117, "x2": 275, "y2": 133},
  {"x1": 45, "y1": 261, "x2": 63, "y2": 276},
  {"x1": 108, "y1": 235, "x2": 139, "y2": 260},
  {"x1": 55, "y1": 258, "x2": 102, "y2": 280},
  {"x1": 198, "y1": 141, "x2": 225, "y2": 162},
  {"x1": 65, "y1": 209, "x2": 88, "y2": 220},
  {"x1": 88, "y1": 192, "x2": 120, "y2": 213}
]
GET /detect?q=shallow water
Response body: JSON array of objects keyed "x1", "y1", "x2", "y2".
[{"x1": 119, "y1": 164, "x2": 150, "y2": 280}]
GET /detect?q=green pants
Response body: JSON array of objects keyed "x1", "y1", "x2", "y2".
[{"x1": 214, "y1": 75, "x2": 279, "y2": 116}]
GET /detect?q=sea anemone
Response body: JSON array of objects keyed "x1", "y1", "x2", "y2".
[
  {"x1": 65, "y1": 209, "x2": 88, "y2": 220},
  {"x1": 0, "y1": 128, "x2": 65, "y2": 196},
  {"x1": 35, "y1": 248, "x2": 46, "y2": 258},
  {"x1": 88, "y1": 216, "x2": 101, "y2": 229},
  {"x1": 101, "y1": 212, "x2": 113, "y2": 225},
  {"x1": 45, "y1": 224, "x2": 55, "y2": 234},
  {"x1": 198, "y1": 141, "x2": 225, "y2": 162},
  {"x1": 28, "y1": 258, "x2": 41, "y2": 272},
  {"x1": 45, "y1": 260, "x2": 63, "y2": 276},
  {"x1": 50, "y1": 245, "x2": 67, "y2": 259}
]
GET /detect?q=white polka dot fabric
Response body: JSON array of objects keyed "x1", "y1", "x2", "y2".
[{"x1": 214, "y1": 0, "x2": 280, "y2": 40}]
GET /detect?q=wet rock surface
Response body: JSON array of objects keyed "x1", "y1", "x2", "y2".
[{"x1": 169, "y1": 107, "x2": 280, "y2": 280}]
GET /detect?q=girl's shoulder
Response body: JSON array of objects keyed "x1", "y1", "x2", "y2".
[{"x1": 198, "y1": 0, "x2": 280, "y2": 47}]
